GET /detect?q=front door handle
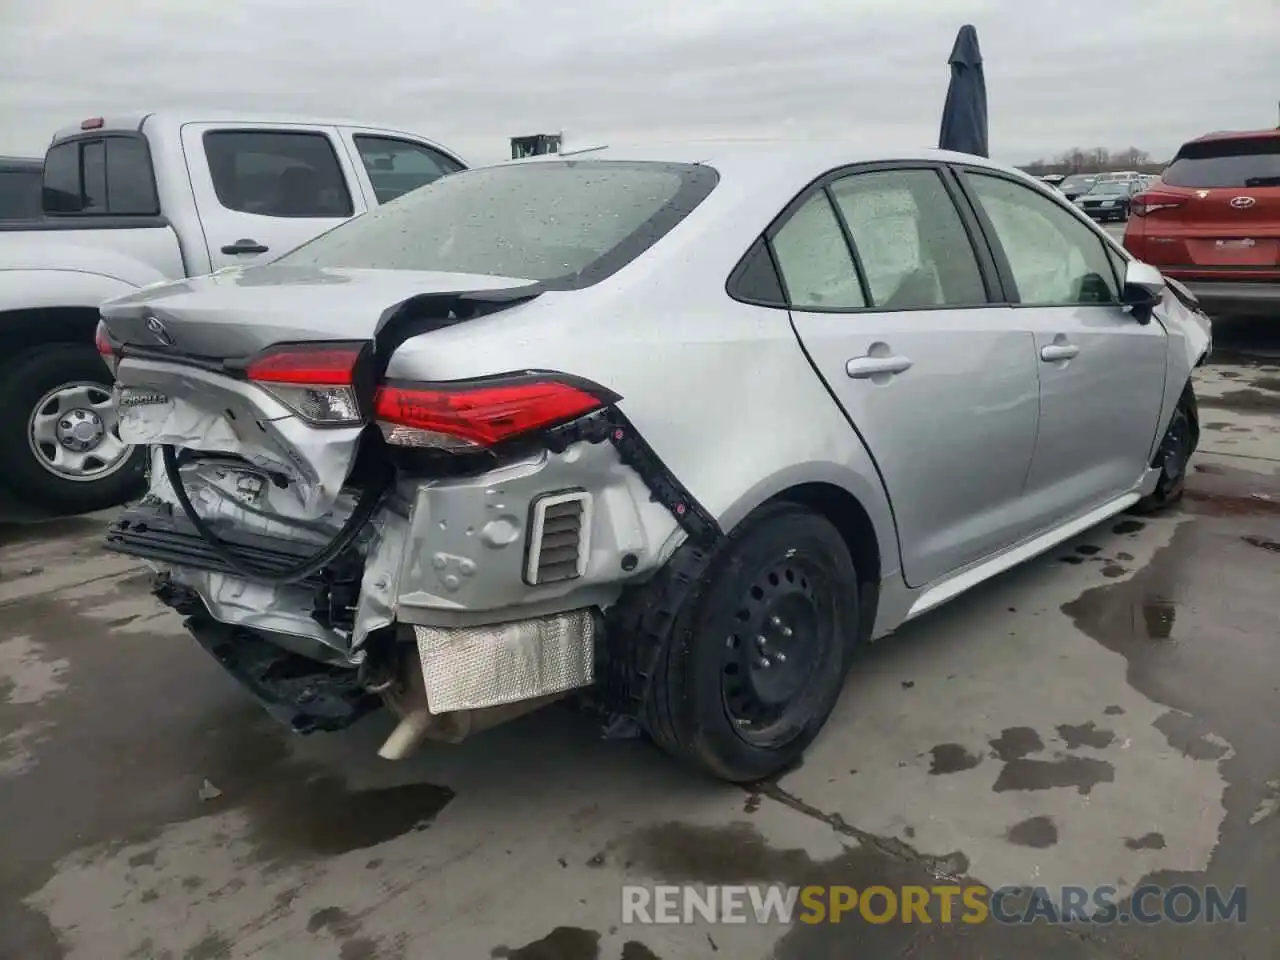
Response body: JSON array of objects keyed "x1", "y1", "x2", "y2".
[
  {"x1": 846, "y1": 355, "x2": 914, "y2": 379},
  {"x1": 1040, "y1": 343, "x2": 1080, "y2": 362},
  {"x1": 221, "y1": 238, "x2": 269, "y2": 255}
]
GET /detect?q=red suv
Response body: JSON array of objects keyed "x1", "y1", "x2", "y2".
[{"x1": 1124, "y1": 129, "x2": 1280, "y2": 318}]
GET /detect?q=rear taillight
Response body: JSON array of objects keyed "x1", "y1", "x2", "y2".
[
  {"x1": 243, "y1": 341, "x2": 368, "y2": 425},
  {"x1": 95, "y1": 319, "x2": 119, "y2": 376},
  {"x1": 373, "y1": 374, "x2": 618, "y2": 452},
  {"x1": 1130, "y1": 192, "x2": 1187, "y2": 217}
]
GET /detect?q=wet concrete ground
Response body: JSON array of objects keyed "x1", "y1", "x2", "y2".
[{"x1": 1, "y1": 329, "x2": 1278, "y2": 960}]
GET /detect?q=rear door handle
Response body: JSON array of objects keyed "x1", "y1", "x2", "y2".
[
  {"x1": 1040, "y1": 343, "x2": 1080, "y2": 362},
  {"x1": 221, "y1": 239, "x2": 269, "y2": 255},
  {"x1": 846, "y1": 355, "x2": 913, "y2": 379}
]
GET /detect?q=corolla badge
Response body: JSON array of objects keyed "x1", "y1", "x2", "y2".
[
  {"x1": 1196, "y1": 190, "x2": 1210, "y2": 199},
  {"x1": 145, "y1": 315, "x2": 175, "y2": 347},
  {"x1": 1229, "y1": 196, "x2": 1256, "y2": 209}
]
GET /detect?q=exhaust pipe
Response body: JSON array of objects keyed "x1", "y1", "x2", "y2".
[{"x1": 375, "y1": 644, "x2": 566, "y2": 760}]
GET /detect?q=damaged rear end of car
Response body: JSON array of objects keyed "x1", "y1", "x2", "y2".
[{"x1": 99, "y1": 158, "x2": 722, "y2": 758}]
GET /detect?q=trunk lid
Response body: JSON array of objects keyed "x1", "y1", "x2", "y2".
[
  {"x1": 100, "y1": 264, "x2": 539, "y2": 361},
  {"x1": 1126, "y1": 133, "x2": 1280, "y2": 281}
]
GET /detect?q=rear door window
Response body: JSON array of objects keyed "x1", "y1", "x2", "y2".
[
  {"x1": 829, "y1": 168, "x2": 987, "y2": 308},
  {"x1": 276, "y1": 160, "x2": 718, "y2": 288},
  {"x1": 1162, "y1": 137, "x2": 1280, "y2": 189},
  {"x1": 770, "y1": 192, "x2": 866, "y2": 309},
  {"x1": 203, "y1": 130, "x2": 354, "y2": 218},
  {"x1": 353, "y1": 135, "x2": 463, "y2": 203}
]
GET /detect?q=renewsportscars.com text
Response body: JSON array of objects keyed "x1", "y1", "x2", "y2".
[{"x1": 622, "y1": 884, "x2": 1247, "y2": 926}]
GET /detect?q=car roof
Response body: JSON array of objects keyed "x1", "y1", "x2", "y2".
[
  {"x1": 493, "y1": 139, "x2": 1032, "y2": 186},
  {"x1": 49, "y1": 111, "x2": 440, "y2": 145},
  {"x1": 1187, "y1": 128, "x2": 1280, "y2": 144}
]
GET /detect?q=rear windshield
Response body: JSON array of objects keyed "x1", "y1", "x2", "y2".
[
  {"x1": 42, "y1": 135, "x2": 160, "y2": 215},
  {"x1": 275, "y1": 160, "x2": 719, "y2": 288},
  {"x1": 1162, "y1": 137, "x2": 1280, "y2": 189}
]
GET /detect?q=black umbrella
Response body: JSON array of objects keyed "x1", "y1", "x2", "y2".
[{"x1": 938, "y1": 24, "x2": 988, "y2": 158}]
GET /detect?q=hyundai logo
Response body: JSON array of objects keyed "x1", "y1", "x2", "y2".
[
  {"x1": 145, "y1": 315, "x2": 175, "y2": 347},
  {"x1": 1229, "y1": 196, "x2": 1256, "y2": 209}
]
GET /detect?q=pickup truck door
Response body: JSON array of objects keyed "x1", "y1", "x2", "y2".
[{"x1": 180, "y1": 122, "x2": 369, "y2": 272}]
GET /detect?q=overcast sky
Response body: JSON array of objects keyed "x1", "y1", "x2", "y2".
[{"x1": 1, "y1": 0, "x2": 1276, "y2": 165}]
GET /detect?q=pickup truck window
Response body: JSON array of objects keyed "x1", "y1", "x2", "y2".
[
  {"x1": 203, "y1": 131, "x2": 353, "y2": 219},
  {"x1": 353, "y1": 135, "x2": 463, "y2": 203},
  {"x1": 41, "y1": 136, "x2": 160, "y2": 216},
  {"x1": 0, "y1": 169, "x2": 43, "y2": 219}
]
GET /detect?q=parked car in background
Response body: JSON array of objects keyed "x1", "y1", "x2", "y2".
[
  {"x1": 1059, "y1": 174, "x2": 1098, "y2": 201},
  {"x1": 0, "y1": 113, "x2": 466, "y2": 514},
  {"x1": 98, "y1": 143, "x2": 1209, "y2": 782},
  {"x1": 1038, "y1": 173, "x2": 1065, "y2": 188},
  {"x1": 1076, "y1": 179, "x2": 1141, "y2": 221},
  {"x1": 1125, "y1": 128, "x2": 1280, "y2": 319},
  {"x1": 0, "y1": 156, "x2": 43, "y2": 220}
]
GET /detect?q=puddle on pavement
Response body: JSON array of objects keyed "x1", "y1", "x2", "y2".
[
  {"x1": 988, "y1": 726, "x2": 1044, "y2": 763},
  {"x1": 1124, "y1": 831, "x2": 1167, "y2": 851},
  {"x1": 613, "y1": 820, "x2": 1090, "y2": 958},
  {"x1": 1059, "y1": 515, "x2": 1280, "y2": 958},
  {"x1": 1055, "y1": 722, "x2": 1115, "y2": 750},
  {"x1": 490, "y1": 927, "x2": 601, "y2": 960},
  {"x1": 1198, "y1": 387, "x2": 1280, "y2": 415},
  {"x1": 0, "y1": 586, "x2": 456, "y2": 960},
  {"x1": 927, "y1": 743, "x2": 983, "y2": 775},
  {"x1": 1005, "y1": 815, "x2": 1058, "y2": 848}
]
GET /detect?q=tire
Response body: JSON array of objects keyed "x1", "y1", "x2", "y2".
[
  {"x1": 0, "y1": 342, "x2": 146, "y2": 514},
  {"x1": 1133, "y1": 384, "x2": 1198, "y2": 514},
  {"x1": 641, "y1": 502, "x2": 860, "y2": 782}
]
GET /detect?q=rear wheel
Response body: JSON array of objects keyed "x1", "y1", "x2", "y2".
[
  {"x1": 642, "y1": 503, "x2": 859, "y2": 782},
  {"x1": 0, "y1": 343, "x2": 146, "y2": 513},
  {"x1": 1134, "y1": 385, "x2": 1197, "y2": 514}
]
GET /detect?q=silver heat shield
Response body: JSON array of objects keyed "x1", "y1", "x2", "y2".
[{"x1": 413, "y1": 610, "x2": 596, "y2": 714}]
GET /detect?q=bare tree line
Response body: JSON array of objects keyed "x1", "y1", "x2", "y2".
[{"x1": 1020, "y1": 147, "x2": 1165, "y2": 176}]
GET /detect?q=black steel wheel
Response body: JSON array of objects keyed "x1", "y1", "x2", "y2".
[
  {"x1": 641, "y1": 502, "x2": 860, "y2": 782},
  {"x1": 1134, "y1": 384, "x2": 1198, "y2": 513}
]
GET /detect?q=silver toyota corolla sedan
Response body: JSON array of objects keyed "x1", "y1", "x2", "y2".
[{"x1": 96, "y1": 142, "x2": 1211, "y2": 782}]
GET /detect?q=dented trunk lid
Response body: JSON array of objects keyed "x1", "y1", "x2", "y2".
[{"x1": 99, "y1": 264, "x2": 540, "y2": 361}]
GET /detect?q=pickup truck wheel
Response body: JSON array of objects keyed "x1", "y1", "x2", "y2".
[
  {"x1": 642, "y1": 503, "x2": 858, "y2": 783},
  {"x1": 0, "y1": 343, "x2": 146, "y2": 514}
]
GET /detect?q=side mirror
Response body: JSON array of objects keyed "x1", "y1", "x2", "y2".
[{"x1": 1121, "y1": 259, "x2": 1165, "y2": 322}]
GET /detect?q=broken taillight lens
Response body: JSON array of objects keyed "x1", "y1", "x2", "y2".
[
  {"x1": 244, "y1": 342, "x2": 368, "y2": 425},
  {"x1": 373, "y1": 375, "x2": 617, "y2": 452},
  {"x1": 95, "y1": 319, "x2": 119, "y2": 376}
]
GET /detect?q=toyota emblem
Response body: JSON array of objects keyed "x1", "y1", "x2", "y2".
[
  {"x1": 145, "y1": 315, "x2": 175, "y2": 347},
  {"x1": 1229, "y1": 196, "x2": 1256, "y2": 209}
]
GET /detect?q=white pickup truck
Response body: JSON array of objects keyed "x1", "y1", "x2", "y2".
[{"x1": 0, "y1": 112, "x2": 466, "y2": 513}]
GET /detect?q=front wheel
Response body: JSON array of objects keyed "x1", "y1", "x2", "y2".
[
  {"x1": 1133, "y1": 385, "x2": 1198, "y2": 514},
  {"x1": 642, "y1": 502, "x2": 860, "y2": 782},
  {"x1": 0, "y1": 343, "x2": 147, "y2": 514}
]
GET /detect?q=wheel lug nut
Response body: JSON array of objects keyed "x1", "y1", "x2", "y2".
[
  {"x1": 755, "y1": 635, "x2": 767, "y2": 649},
  {"x1": 771, "y1": 616, "x2": 782, "y2": 627},
  {"x1": 781, "y1": 626, "x2": 793, "y2": 638},
  {"x1": 757, "y1": 657, "x2": 771, "y2": 669},
  {"x1": 774, "y1": 652, "x2": 787, "y2": 663}
]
